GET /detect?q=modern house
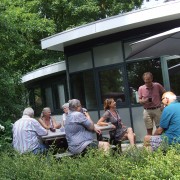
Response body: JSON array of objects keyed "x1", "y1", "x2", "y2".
[{"x1": 22, "y1": 1, "x2": 180, "y2": 141}]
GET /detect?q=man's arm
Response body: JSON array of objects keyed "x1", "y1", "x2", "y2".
[
  {"x1": 80, "y1": 112, "x2": 94, "y2": 131},
  {"x1": 138, "y1": 87, "x2": 148, "y2": 105},
  {"x1": 33, "y1": 120, "x2": 48, "y2": 136},
  {"x1": 153, "y1": 127, "x2": 164, "y2": 135},
  {"x1": 158, "y1": 83, "x2": 166, "y2": 95}
]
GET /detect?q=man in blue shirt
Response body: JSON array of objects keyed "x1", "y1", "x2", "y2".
[
  {"x1": 65, "y1": 99, "x2": 110, "y2": 155},
  {"x1": 144, "y1": 91, "x2": 180, "y2": 151}
]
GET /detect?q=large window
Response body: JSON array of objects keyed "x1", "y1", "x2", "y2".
[
  {"x1": 68, "y1": 51, "x2": 92, "y2": 73},
  {"x1": 70, "y1": 70, "x2": 97, "y2": 109},
  {"x1": 28, "y1": 88, "x2": 45, "y2": 116},
  {"x1": 43, "y1": 82, "x2": 67, "y2": 114},
  {"x1": 168, "y1": 58, "x2": 180, "y2": 97},
  {"x1": 45, "y1": 87, "x2": 53, "y2": 111},
  {"x1": 126, "y1": 58, "x2": 163, "y2": 105},
  {"x1": 98, "y1": 66, "x2": 126, "y2": 105},
  {"x1": 33, "y1": 88, "x2": 43, "y2": 116},
  {"x1": 27, "y1": 76, "x2": 68, "y2": 116},
  {"x1": 52, "y1": 83, "x2": 66, "y2": 110},
  {"x1": 93, "y1": 41, "x2": 124, "y2": 67}
]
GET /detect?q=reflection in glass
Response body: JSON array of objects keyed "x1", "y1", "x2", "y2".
[
  {"x1": 45, "y1": 87, "x2": 53, "y2": 110},
  {"x1": 127, "y1": 59, "x2": 163, "y2": 105},
  {"x1": 50, "y1": 84, "x2": 66, "y2": 110},
  {"x1": 70, "y1": 70, "x2": 97, "y2": 109},
  {"x1": 34, "y1": 88, "x2": 43, "y2": 116},
  {"x1": 168, "y1": 58, "x2": 180, "y2": 97},
  {"x1": 98, "y1": 68, "x2": 125, "y2": 104}
]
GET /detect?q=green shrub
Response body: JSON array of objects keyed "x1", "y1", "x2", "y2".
[
  {"x1": 0, "y1": 145, "x2": 179, "y2": 180},
  {"x1": 0, "y1": 119, "x2": 13, "y2": 152}
]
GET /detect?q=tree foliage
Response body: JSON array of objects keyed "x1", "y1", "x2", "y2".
[
  {"x1": 0, "y1": 0, "x2": 143, "y2": 122},
  {"x1": 37, "y1": 0, "x2": 143, "y2": 31}
]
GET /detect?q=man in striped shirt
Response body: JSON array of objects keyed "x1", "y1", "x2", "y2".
[{"x1": 13, "y1": 107, "x2": 48, "y2": 154}]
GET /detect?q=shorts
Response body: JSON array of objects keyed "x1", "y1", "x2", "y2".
[
  {"x1": 143, "y1": 108, "x2": 162, "y2": 129},
  {"x1": 150, "y1": 136, "x2": 162, "y2": 151}
]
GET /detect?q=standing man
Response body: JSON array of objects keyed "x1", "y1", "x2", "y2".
[
  {"x1": 13, "y1": 107, "x2": 48, "y2": 154},
  {"x1": 144, "y1": 92, "x2": 180, "y2": 151},
  {"x1": 138, "y1": 72, "x2": 165, "y2": 135}
]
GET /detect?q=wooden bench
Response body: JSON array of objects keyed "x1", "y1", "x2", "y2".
[{"x1": 54, "y1": 145, "x2": 118, "y2": 159}]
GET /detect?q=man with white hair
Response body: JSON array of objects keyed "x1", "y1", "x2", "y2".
[
  {"x1": 13, "y1": 107, "x2": 48, "y2": 154},
  {"x1": 144, "y1": 91, "x2": 180, "y2": 151}
]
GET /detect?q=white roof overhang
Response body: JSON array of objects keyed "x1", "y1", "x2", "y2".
[
  {"x1": 41, "y1": 1, "x2": 180, "y2": 52},
  {"x1": 22, "y1": 61, "x2": 66, "y2": 83}
]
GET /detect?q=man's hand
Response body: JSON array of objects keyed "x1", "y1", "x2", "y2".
[
  {"x1": 110, "y1": 124, "x2": 116, "y2": 129},
  {"x1": 153, "y1": 127, "x2": 164, "y2": 135},
  {"x1": 139, "y1": 98, "x2": 149, "y2": 104},
  {"x1": 94, "y1": 128, "x2": 101, "y2": 135}
]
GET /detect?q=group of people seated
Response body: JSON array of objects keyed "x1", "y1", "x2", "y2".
[{"x1": 12, "y1": 91, "x2": 180, "y2": 155}]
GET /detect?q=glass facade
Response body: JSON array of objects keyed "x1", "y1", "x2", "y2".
[
  {"x1": 70, "y1": 70, "x2": 97, "y2": 109},
  {"x1": 34, "y1": 87, "x2": 43, "y2": 116},
  {"x1": 26, "y1": 29, "x2": 176, "y2": 135},
  {"x1": 126, "y1": 58, "x2": 163, "y2": 105},
  {"x1": 167, "y1": 58, "x2": 180, "y2": 96},
  {"x1": 98, "y1": 67, "x2": 125, "y2": 104},
  {"x1": 27, "y1": 76, "x2": 67, "y2": 116},
  {"x1": 93, "y1": 42, "x2": 124, "y2": 67},
  {"x1": 45, "y1": 87, "x2": 53, "y2": 111}
]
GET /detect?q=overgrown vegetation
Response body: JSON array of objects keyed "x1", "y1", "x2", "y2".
[
  {"x1": 0, "y1": 145, "x2": 179, "y2": 179},
  {"x1": 0, "y1": 123, "x2": 179, "y2": 179}
]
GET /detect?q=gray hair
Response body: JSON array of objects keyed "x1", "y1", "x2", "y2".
[
  {"x1": 62, "y1": 103, "x2": 69, "y2": 109},
  {"x1": 41, "y1": 107, "x2": 51, "y2": 118},
  {"x1": 23, "y1": 107, "x2": 34, "y2": 118},
  {"x1": 163, "y1": 91, "x2": 177, "y2": 100},
  {"x1": 68, "y1": 99, "x2": 81, "y2": 111}
]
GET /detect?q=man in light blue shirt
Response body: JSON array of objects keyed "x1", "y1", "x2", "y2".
[
  {"x1": 13, "y1": 107, "x2": 48, "y2": 154},
  {"x1": 65, "y1": 99, "x2": 110, "y2": 155},
  {"x1": 144, "y1": 91, "x2": 180, "y2": 151}
]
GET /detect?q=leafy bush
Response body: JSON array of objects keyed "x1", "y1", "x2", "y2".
[
  {"x1": 0, "y1": 145, "x2": 179, "y2": 179},
  {"x1": 0, "y1": 119, "x2": 13, "y2": 152},
  {"x1": 0, "y1": 68, "x2": 26, "y2": 122}
]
